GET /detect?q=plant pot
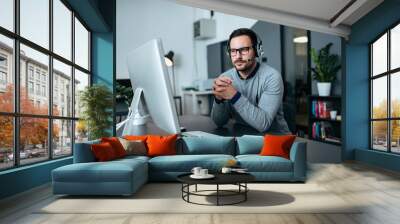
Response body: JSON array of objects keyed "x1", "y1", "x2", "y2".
[{"x1": 317, "y1": 82, "x2": 331, "y2": 96}]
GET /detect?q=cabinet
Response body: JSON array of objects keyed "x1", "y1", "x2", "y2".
[
  {"x1": 308, "y1": 95, "x2": 342, "y2": 145},
  {"x1": 182, "y1": 90, "x2": 213, "y2": 115}
]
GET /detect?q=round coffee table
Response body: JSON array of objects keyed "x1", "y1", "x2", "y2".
[{"x1": 177, "y1": 172, "x2": 255, "y2": 206}]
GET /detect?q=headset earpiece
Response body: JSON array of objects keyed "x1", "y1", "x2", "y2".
[
  {"x1": 225, "y1": 30, "x2": 264, "y2": 58},
  {"x1": 255, "y1": 35, "x2": 264, "y2": 58}
]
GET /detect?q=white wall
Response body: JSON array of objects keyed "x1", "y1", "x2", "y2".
[
  {"x1": 116, "y1": 0, "x2": 256, "y2": 94},
  {"x1": 117, "y1": 0, "x2": 195, "y2": 95}
]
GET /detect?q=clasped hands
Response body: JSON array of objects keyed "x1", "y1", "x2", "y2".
[{"x1": 212, "y1": 76, "x2": 237, "y2": 101}]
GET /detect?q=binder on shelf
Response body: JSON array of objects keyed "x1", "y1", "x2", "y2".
[{"x1": 309, "y1": 96, "x2": 341, "y2": 145}]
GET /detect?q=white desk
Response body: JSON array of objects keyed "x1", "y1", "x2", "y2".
[{"x1": 182, "y1": 90, "x2": 213, "y2": 115}]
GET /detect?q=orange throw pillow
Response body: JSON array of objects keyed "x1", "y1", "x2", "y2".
[
  {"x1": 91, "y1": 142, "x2": 117, "y2": 161},
  {"x1": 146, "y1": 134, "x2": 178, "y2": 157},
  {"x1": 101, "y1": 137, "x2": 127, "y2": 158},
  {"x1": 259, "y1": 134, "x2": 296, "y2": 159},
  {"x1": 123, "y1": 135, "x2": 148, "y2": 142}
]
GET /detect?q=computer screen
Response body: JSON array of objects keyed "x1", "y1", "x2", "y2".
[{"x1": 120, "y1": 39, "x2": 180, "y2": 134}]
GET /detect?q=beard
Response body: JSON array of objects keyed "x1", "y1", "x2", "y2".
[{"x1": 234, "y1": 58, "x2": 256, "y2": 72}]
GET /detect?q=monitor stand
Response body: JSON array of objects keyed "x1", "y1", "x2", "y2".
[{"x1": 116, "y1": 88, "x2": 150, "y2": 136}]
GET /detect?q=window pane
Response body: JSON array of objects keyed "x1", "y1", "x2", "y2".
[
  {"x1": 372, "y1": 121, "x2": 388, "y2": 151},
  {"x1": 53, "y1": 0, "x2": 72, "y2": 60},
  {"x1": 75, "y1": 120, "x2": 88, "y2": 143},
  {"x1": 372, "y1": 33, "x2": 387, "y2": 76},
  {"x1": 0, "y1": 0, "x2": 14, "y2": 31},
  {"x1": 391, "y1": 72, "x2": 400, "y2": 118},
  {"x1": 53, "y1": 119, "x2": 72, "y2": 158},
  {"x1": 391, "y1": 120, "x2": 400, "y2": 153},
  {"x1": 75, "y1": 18, "x2": 89, "y2": 70},
  {"x1": 0, "y1": 34, "x2": 14, "y2": 112},
  {"x1": 53, "y1": 59, "x2": 72, "y2": 117},
  {"x1": 20, "y1": 0, "x2": 49, "y2": 49},
  {"x1": 20, "y1": 117, "x2": 49, "y2": 165},
  {"x1": 372, "y1": 76, "x2": 387, "y2": 119},
  {"x1": 391, "y1": 24, "x2": 400, "y2": 70},
  {"x1": 74, "y1": 69, "x2": 89, "y2": 118},
  {"x1": 0, "y1": 116, "x2": 13, "y2": 170},
  {"x1": 20, "y1": 44, "x2": 49, "y2": 115}
]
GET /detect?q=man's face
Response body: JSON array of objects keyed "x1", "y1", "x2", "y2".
[{"x1": 229, "y1": 35, "x2": 257, "y2": 72}]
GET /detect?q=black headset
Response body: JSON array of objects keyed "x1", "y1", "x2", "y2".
[{"x1": 226, "y1": 28, "x2": 264, "y2": 58}]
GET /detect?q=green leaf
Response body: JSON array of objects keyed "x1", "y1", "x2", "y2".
[
  {"x1": 310, "y1": 43, "x2": 341, "y2": 83},
  {"x1": 79, "y1": 84, "x2": 113, "y2": 140}
]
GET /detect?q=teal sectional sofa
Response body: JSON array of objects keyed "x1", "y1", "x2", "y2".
[{"x1": 52, "y1": 135, "x2": 307, "y2": 196}]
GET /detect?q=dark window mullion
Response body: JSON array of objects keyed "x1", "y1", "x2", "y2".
[
  {"x1": 49, "y1": 0, "x2": 54, "y2": 160},
  {"x1": 88, "y1": 30, "x2": 91, "y2": 74},
  {"x1": 370, "y1": 45, "x2": 373, "y2": 149},
  {"x1": 71, "y1": 10, "x2": 76, "y2": 154},
  {"x1": 14, "y1": 0, "x2": 20, "y2": 167},
  {"x1": 388, "y1": 30, "x2": 391, "y2": 152}
]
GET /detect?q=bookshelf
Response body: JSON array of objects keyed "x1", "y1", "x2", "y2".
[{"x1": 308, "y1": 95, "x2": 342, "y2": 145}]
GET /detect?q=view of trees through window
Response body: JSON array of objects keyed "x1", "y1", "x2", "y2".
[
  {"x1": 0, "y1": 0, "x2": 91, "y2": 170},
  {"x1": 371, "y1": 23, "x2": 400, "y2": 153}
]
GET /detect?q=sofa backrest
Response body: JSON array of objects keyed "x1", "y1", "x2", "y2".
[
  {"x1": 75, "y1": 134, "x2": 304, "y2": 160},
  {"x1": 236, "y1": 135, "x2": 264, "y2": 155},
  {"x1": 178, "y1": 136, "x2": 236, "y2": 155}
]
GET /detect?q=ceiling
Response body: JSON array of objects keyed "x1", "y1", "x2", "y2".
[{"x1": 174, "y1": 0, "x2": 384, "y2": 38}]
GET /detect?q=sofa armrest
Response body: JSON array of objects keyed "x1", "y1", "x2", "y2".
[
  {"x1": 73, "y1": 140, "x2": 100, "y2": 163},
  {"x1": 289, "y1": 141, "x2": 307, "y2": 181}
]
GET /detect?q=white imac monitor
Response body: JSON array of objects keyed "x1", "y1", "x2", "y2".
[{"x1": 118, "y1": 39, "x2": 180, "y2": 135}]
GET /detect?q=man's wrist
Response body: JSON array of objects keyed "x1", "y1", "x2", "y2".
[
  {"x1": 230, "y1": 91, "x2": 241, "y2": 104},
  {"x1": 215, "y1": 97, "x2": 224, "y2": 104}
]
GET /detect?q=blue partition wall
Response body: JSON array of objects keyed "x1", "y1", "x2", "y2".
[{"x1": 345, "y1": 0, "x2": 400, "y2": 171}]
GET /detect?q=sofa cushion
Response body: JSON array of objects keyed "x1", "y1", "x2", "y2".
[
  {"x1": 236, "y1": 135, "x2": 263, "y2": 155},
  {"x1": 115, "y1": 155, "x2": 150, "y2": 163},
  {"x1": 149, "y1": 154, "x2": 235, "y2": 172},
  {"x1": 236, "y1": 155, "x2": 293, "y2": 172},
  {"x1": 101, "y1": 137, "x2": 127, "y2": 158},
  {"x1": 260, "y1": 134, "x2": 296, "y2": 159},
  {"x1": 180, "y1": 136, "x2": 235, "y2": 155},
  {"x1": 90, "y1": 142, "x2": 118, "y2": 162},
  {"x1": 146, "y1": 134, "x2": 178, "y2": 157},
  {"x1": 118, "y1": 138, "x2": 147, "y2": 156},
  {"x1": 52, "y1": 158, "x2": 147, "y2": 183},
  {"x1": 123, "y1": 135, "x2": 148, "y2": 142}
]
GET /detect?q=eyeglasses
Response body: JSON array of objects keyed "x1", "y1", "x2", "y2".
[{"x1": 228, "y1": 46, "x2": 253, "y2": 56}]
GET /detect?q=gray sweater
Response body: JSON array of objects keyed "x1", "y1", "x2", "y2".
[{"x1": 211, "y1": 63, "x2": 291, "y2": 134}]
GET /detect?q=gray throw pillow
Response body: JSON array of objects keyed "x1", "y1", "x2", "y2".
[{"x1": 118, "y1": 138, "x2": 147, "y2": 156}]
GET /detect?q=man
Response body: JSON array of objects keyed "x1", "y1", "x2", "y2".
[{"x1": 211, "y1": 28, "x2": 291, "y2": 134}]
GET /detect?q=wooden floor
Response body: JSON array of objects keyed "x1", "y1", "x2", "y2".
[{"x1": 1, "y1": 162, "x2": 400, "y2": 224}]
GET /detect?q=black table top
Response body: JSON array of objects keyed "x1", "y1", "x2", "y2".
[{"x1": 177, "y1": 172, "x2": 255, "y2": 185}]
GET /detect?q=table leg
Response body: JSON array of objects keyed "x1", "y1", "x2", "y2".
[
  {"x1": 245, "y1": 183, "x2": 247, "y2": 201},
  {"x1": 187, "y1": 184, "x2": 190, "y2": 202},
  {"x1": 195, "y1": 184, "x2": 198, "y2": 192},
  {"x1": 217, "y1": 184, "x2": 219, "y2": 206}
]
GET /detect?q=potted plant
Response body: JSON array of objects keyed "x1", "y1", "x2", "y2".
[
  {"x1": 79, "y1": 84, "x2": 113, "y2": 140},
  {"x1": 310, "y1": 43, "x2": 341, "y2": 96}
]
